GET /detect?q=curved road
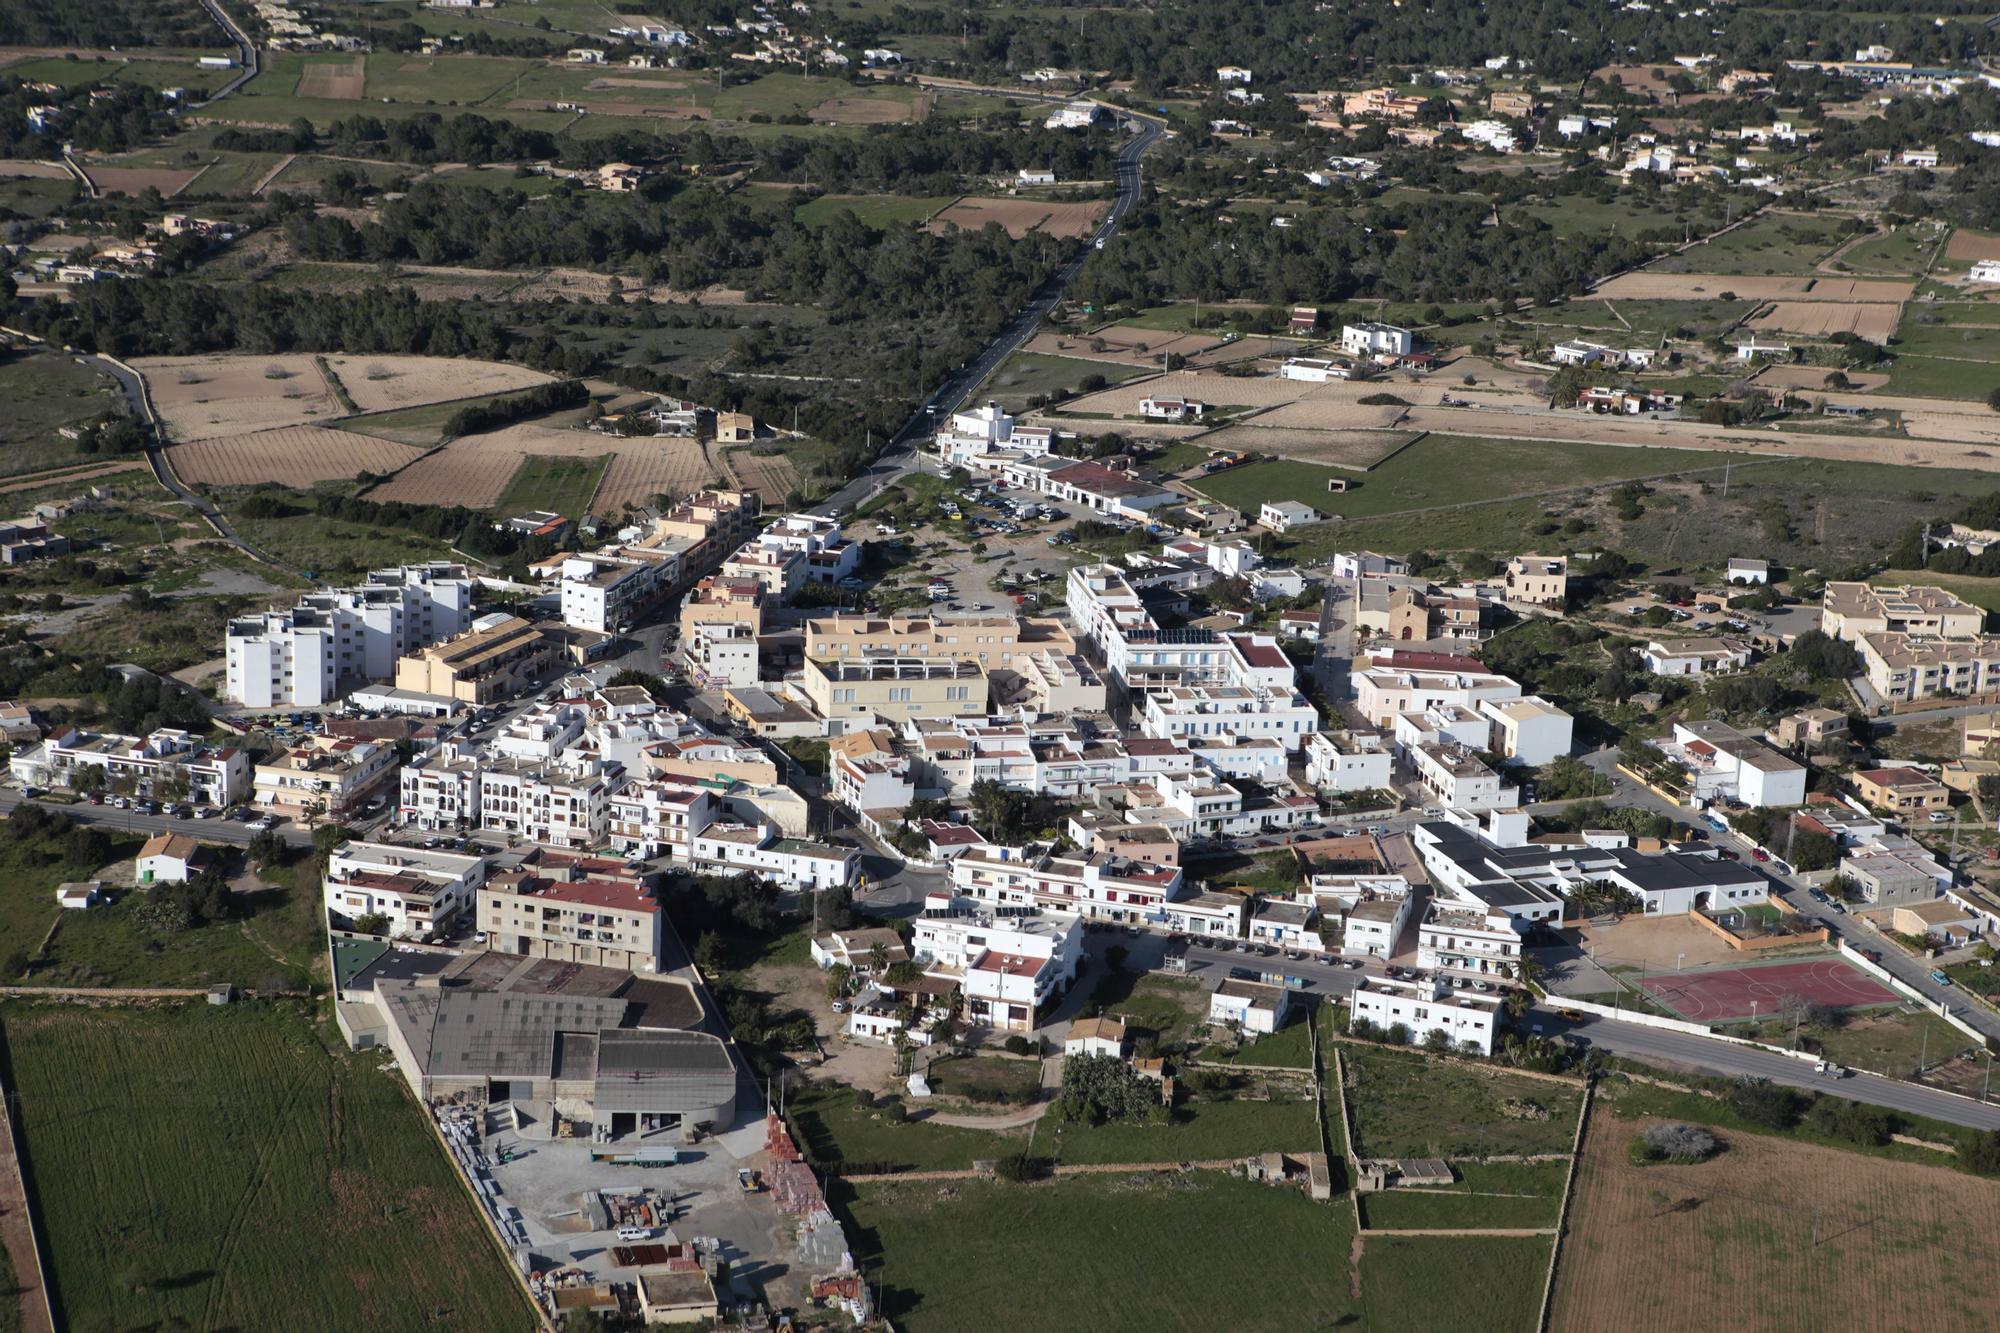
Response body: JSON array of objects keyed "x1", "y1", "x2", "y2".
[{"x1": 812, "y1": 114, "x2": 1165, "y2": 517}]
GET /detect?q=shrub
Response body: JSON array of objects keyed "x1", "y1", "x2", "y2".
[
  {"x1": 1635, "y1": 1122, "x2": 1720, "y2": 1164},
  {"x1": 994, "y1": 1152, "x2": 1049, "y2": 1183},
  {"x1": 1356, "y1": 392, "x2": 1409, "y2": 406},
  {"x1": 1805, "y1": 1097, "x2": 1890, "y2": 1147},
  {"x1": 1003, "y1": 1034, "x2": 1032, "y2": 1057},
  {"x1": 1728, "y1": 1077, "x2": 1810, "y2": 1130}
]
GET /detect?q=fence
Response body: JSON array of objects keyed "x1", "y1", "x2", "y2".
[
  {"x1": 1554, "y1": 995, "x2": 1821, "y2": 1063},
  {"x1": 1835, "y1": 939, "x2": 1993, "y2": 1051}
]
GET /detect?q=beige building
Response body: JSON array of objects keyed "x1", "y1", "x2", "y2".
[
  {"x1": 1965, "y1": 711, "x2": 2000, "y2": 757},
  {"x1": 805, "y1": 614, "x2": 1076, "y2": 667},
  {"x1": 677, "y1": 575, "x2": 765, "y2": 642},
  {"x1": 1852, "y1": 766, "x2": 1952, "y2": 815},
  {"x1": 1769, "y1": 707, "x2": 1848, "y2": 751},
  {"x1": 1387, "y1": 589, "x2": 1491, "y2": 642},
  {"x1": 393, "y1": 615, "x2": 562, "y2": 705},
  {"x1": 253, "y1": 737, "x2": 398, "y2": 820},
  {"x1": 476, "y1": 857, "x2": 664, "y2": 972},
  {"x1": 1822, "y1": 582, "x2": 1985, "y2": 642},
  {"x1": 1856, "y1": 631, "x2": 2000, "y2": 704},
  {"x1": 1503, "y1": 554, "x2": 1568, "y2": 606},
  {"x1": 801, "y1": 655, "x2": 986, "y2": 724}
]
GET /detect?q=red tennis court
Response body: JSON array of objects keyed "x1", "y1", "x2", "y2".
[{"x1": 1635, "y1": 957, "x2": 1899, "y2": 1023}]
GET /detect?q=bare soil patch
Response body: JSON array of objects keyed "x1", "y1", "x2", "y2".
[
  {"x1": 1750, "y1": 365, "x2": 1890, "y2": 393},
  {"x1": 83, "y1": 166, "x2": 200, "y2": 198},
  {"x1": 0, "y1": 159, "x2": 71, "y2": 180},
  {"x1": 725, "y1": 446, "x2": 804, "y2": 507},
  {"x1": 1195, "y1": 425, "x2": 1415, "y2": 469},
  {"x1": 296, "y1": 56, "x2": 364, "y2": 100},
  {"x1": 1948, "y1": 230, "x2": 2000, "y2": 263},
  {"x1": 1592, "y1": 273, "x2": 1912, "y2": 303},
  {"x1": 171, "y1": 425, "x2": 426, "y2": 488},
  {"x1": 1748, "y1": 301, "x2": 1900, "y2": 341},
  {"x1": 323, "y1": 354, "x2": 554, "y2": 413},
  {"x1": 372, "y1": 423, "x2": 734, "y2": 512},
  {"x1": 810, "y1": 96, "x2": 914, "y2": 124},
  {"x1": 135, "y1": 353, "x2": 340, "y2": 438},
  {"x1": 1551, "y1": 1110, "x2": 2000, "y2": 1333},
  {"x1": 928, "y1": 196, "x2": 1109, "y2": 240},
  {"x1": 1026, "y1": 325, "x2": 1229, "y2": 368}
]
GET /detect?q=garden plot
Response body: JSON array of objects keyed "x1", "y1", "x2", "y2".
[
  {"x1": 322, "y1": 354, "x2": 555, "y2": 413},
  {"x1": 135, "y1": 353, "x2": 341, "y2": 438},
  {"x1": 1747, "y1": 301, "x2": 1900, "y2": 342},
  {"x1": 170, "y1": 425, "x2": 426, "y2": 487},
  {"x1": 928, "y1": 197, "x2": 1109, "y2": 239}
]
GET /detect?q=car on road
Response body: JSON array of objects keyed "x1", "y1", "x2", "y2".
[
  {"x1": 249, "y1": 816, "x2": 276, "y2": 832},
  {"x1": 1932, "y1": 969, "x2": 1953, "y2": 986},
  {"x1": 1751, "y1": 848, "x2": 1770, "y2": 862}
]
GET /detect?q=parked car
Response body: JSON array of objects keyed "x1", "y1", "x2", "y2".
[
  {"x1": 1929, "y1": 810, "x2": 1953, "y2": 824},
  {"x1": 1751, "y1": 848, "x2": 1769, "y2": 862}
]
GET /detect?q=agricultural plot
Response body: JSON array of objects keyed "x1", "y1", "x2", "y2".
[
  {"x1": 1747, "y1": 300, "x2": 1900, "y2": 341},
  {"x1": 322, "y1": 354, "x2": 554, "y2": 413},
  {"x1": 723, "y1": 446, "x2": 805, "y2": 508},
  {"x1": 1591, "y1": 273, "x2": 1913, "y2": 304},
  {"x1": 1550, "y1": 1111, "x2": 2000, "y2": 1333},
  {"x1": 810, "y1": 95, "x2": 924, "y2": 124},
  {"x1": 5, "y1": 1003, "x2": 536, "y2": 1333},
  {"x1": 1830, "y1": 222, "x2": 1946, "y2": 276},
  {"x1": 928, "y1": 197, "x2": 1108, "y2": 239},
  {"x1": 169, "y1": 425, "x2": 425, "y2": 488},
  {"x1": 975, "y1": 350, "x2": 1151, "y2": 411},
  {"x1": 371, "y1": 423, "x2": 729, "y2": 512},
  {"x1": 838, "y1": 1174, "x2": 1360, "y2": 1333},
  {"x1": 1357, "y1": 1159, "x2": 1568, "y2": 1230},
  {"x1": 134, "y1": 353, "x2": 341, "y2": 438},
  {"x1": 493, "y1": 453, "x2": 608, "y2": 517},
  {"x1": 80, "y1": 164, "x2": 201, "y2": 197},
  {"x1": 1947, "y1": 229, "x2": 2000, "y2": 263},
  {"x1": 1024, "y1": 325, "x2": 1233, "y2": 369},
  {"x1": 1192, "y1": 426, "x2": 1416, "y2": 470},
  {"x1": 1359, "y1": 1235, "x2": 1550, "y2": 1332},
  {"x1": 296, "y1": 54, "x2": 365, "y2": 100}
]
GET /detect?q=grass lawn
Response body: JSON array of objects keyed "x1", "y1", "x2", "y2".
[
  {"x1": 1803, "y1": 1008, "x2": 1977, "y2": 1080},
  {"x1": 837, "y1": 1173, "x2": 1359, "y2": 1332},
  {"x1": 0, "y1": 353, "x2": 121, "y2": 478},
  {"x1": 1357, "y1": 1160, "x2": 1568, "y2": 1230},
  {"x1": 1832, "y1": 223, "x2": 1945, "y2": 276},
  {"x1": 1342, "y1": 1044, "x2": 1585, "y2": 1158},
  {"x1": 974, "y1": 350, "x2": 1151, "y2": 413},
  {"x1": 3, "y1": 1001, "x2": 536, "y2": 1333},
  {"x1": 1358, "y1": 1235, "x2": 1551, "y2": 1332},
  {"x1": 1190, "y1": 434, "x2": 1742, "y2": 521},
  {"x1": 491, "y1": 453, "x2": 609, "y2": 518},
  {"x1": 1892, "y1": 319, "x2": 2000, "y2": 361},
  {"x1": 794, "y1": 194, "x2": 954, "y2": 228},
  {"x1": 1082, "y1": 972, "x2": 1210, "y2": 1051},
  {"x1": 786, "y1": 1080, "x2": 1025, "y2": 1173},
  {"x1": 0, "y1": 176, "x2": 79, "y2": 220},
  {"x1": 923, "y1": 1053, "x2": 1042, "y2": 1105}
]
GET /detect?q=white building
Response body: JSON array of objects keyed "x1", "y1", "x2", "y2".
[
  {"x1": 688, "y1": 821, "x2": 860, "y2": 890},
  {"x1": 914, "y1": 909, "x2": 1083, "y2": 1033},
  {"x1": 1667, "y1": 720, "x2": 1807, "y2": 809},
  {"x1": 398, "y1": 744, "x2": 623, "y2": 850},
  {"x1": 1209, "y1": 979, "x2": 1292, "y2": 1035},
  {"x1": 950, "y1": 842, "x2": 1184, "y2": 925},
  {"x1": 1045, "y1": 100, "x2": 1104, "y2": 130},
  {"x1": 1642, "y1": 637, "x2": 1753, "y2": 676},
  {"x1": 1417, "y1": 900, "x2": 1522, "y2": 978},
  {"x1": 12, "y1": 726, "x2": 249, "y2": 805},
  {"x1": 1350, "y1": 976, "x2": 1500, "y2": 1056},
  {"x1": 226, "y1": 563, "x2": 474, "y2": 707},
  {"x1": 1260, "y1": 500, "x2": 1322, "y2": 532},
  {"x1": 1726, "y1": 557, "x2": 1770, "y2": 585},
  {"x1": 1140, "y1": 684, "x2": 1319, "y2": 752},
  {"x1": 1973, "y1": 259, "x2": 2000, "y2": 285},
  {"x1": 322, "y1": 840, "x2": 487, "y2": 938},
  {"x1": 1340, "y1": 322, "x2": 1413, "y2": 358}
]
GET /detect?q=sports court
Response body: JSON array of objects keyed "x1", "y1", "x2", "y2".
[{"x1": 1634, "y1": 956, "x2": 1899, "y2": 1023}]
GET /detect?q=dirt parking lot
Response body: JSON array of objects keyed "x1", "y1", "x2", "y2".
[{"x1": 1567, "y1": 913, "x2": 1757, "y2": 972}]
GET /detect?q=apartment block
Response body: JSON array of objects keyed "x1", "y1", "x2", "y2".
[
  {"x1": 477, "y1": 851, "x2": 664, "y2": 972},
  {"x1": 801, "y1": 655, "x2": 986, "y2": 724},
  {"x1": 1822, "y1": 581, "x2": 1985, "y2": 642},
  {"x1": 393, "y1": 614, "x2": 562, "y2": 705},
  {"x1": 253, "y1": 736, "x2": 399, "y2": 820},
  {"x1": 11, "y1": 725, "x2": 249, "y2": 805},
  {"x1": 322, "y1": 840, "x2": 486, "y2": 939},
  {"x1": 226, "y1": 563, "x2": 474, "y2": 706},
  {"x1": 1350, "y1": 976, "x2": 1501, "y2": 1056}
]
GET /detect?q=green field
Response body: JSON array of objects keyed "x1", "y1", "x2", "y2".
[
  {"x1": 794, "y1": 193, "x2": 954, "y2": 229},
  {"x1": 1883, "y1": 354, "x2": 2000, "y2": 400},
  {"x1": 3, "y1": 1002, "x2": 536, "y2": 1333},
  {"x1": 0, "y1": 175, "x2": 80, "y2": 219},
  {"x1": 1832, "y1": 222, "x2": 1946, "y2": 276},
  {"x1": 1653, "y1": 212, "x2": 1852, "y2": 275},
  {"x1": 1892, "y1": 318, "x2": 2000, "y2": 361},
  {"x1": 788, "y1": 1081, "x2": 1022, "y2": 1173},
  {"x1": 838, "y1": 1173, "x2": 1359, "y2": 1332},
  {"x1": 229, "y1": 507, "x2": 460, "y2": 576},
  {"x1": 1357, "y1": 1159, "x2": 1569, "y2": 1229},
  {"x1": 0, "y1": 352, "x2": 121, "y2": 478},
  {"x1": 1341, "y1": 1044, "x2": 1585, "y2": 1158},
  {"x1": 975, "y1": 350, "x2": 1152, "y2": 412},
  {"x1": 492, "y1": 453, "x2": 608, "y2": 517},
  {"x1": 1188, "y1": 434, "x2": 1744, "y2": 521},
  {"x1": 1, "y1": 55, "x2": 230, "y2": 96},
  {"x1": 1357, "y1": 1234, "x2": 1551, "y2": 1331},
  {"x1": 1056, "y1": 1092, "x2": 1321, "y2": 1166}
]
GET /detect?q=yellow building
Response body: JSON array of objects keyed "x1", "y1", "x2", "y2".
[
  {"x1": 393, "y1": 615, "x2": 562, "y2": 705},
  {"x1": 801, "y1": 655, "x2": 986, "y2": 724}
]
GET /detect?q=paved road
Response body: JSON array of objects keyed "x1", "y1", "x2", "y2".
[
  {"x1": 0, "y1": 790, "x2": 316, "y2": 849},
  {"x1": 192, "y1": 0, "x2": 260, "y2": 104},
  {"x1": 810, "y1": 115, "x2": 1165, "y2": 518},
  {"x1": 1545, "y1": 1007, "x2": 2000, "y2": 1131}
]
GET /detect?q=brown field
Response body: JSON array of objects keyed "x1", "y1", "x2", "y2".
[
  {"x1": 928, "y1": 197, "x2": 1110, "y2": 239},
  {"x1": 84, "y1": 166, "x2": 200, "y2": 198},
  {"x1": 170, "y1": 425, "x2": 425, "y2": 487},
  {"x1": 1025, "y1": 326, "x2": 1231, "y2": 368},
  {"x1": 723, "y1": 447, "x2": 803, "y2": 507},
  {"x1": 1948, "y1": 229, "x2": 2000, "y2": 262},
  {"x1": 0, "y1": 159, "x2": 71, "y2": 179},
  {"x1": 372, "y1": 423, "x2": 733, "y2": 511},
  {"x1": 1748, "y1": 300, "x2": 1900, "y2": 341},
  {"x1": 1194, "y1": 425, "x2": 1416, "y2": 469},
  {"x1": 810, "y1": 96, "x2": 917, "y2": 124},
  {"x1": 135, "y1": 353, "x2": 341, "y2": 438},
  {"x1": 1592, "y1": 273, "x2": 1913, "y2": 303},
  {"x1": 1591, "y1": 64, "x2": 1675, "y2": 96},
  {"x1": 584, "y1": 76, "x2": 694, "y2": 92},
  {"x1": 296, "y1": 55, "x2": 364, "y2": 100},
  {"x1": 323, "y1": 354, "x2": 554, "y2": 413},
  {"x1": 1551, "y1": 1109, "x2": 2000, "y2": 1333}
]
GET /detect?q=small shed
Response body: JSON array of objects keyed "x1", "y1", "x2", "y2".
[{"x1": 55, "y1": 882, "x2": 100, "y2": 910}]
